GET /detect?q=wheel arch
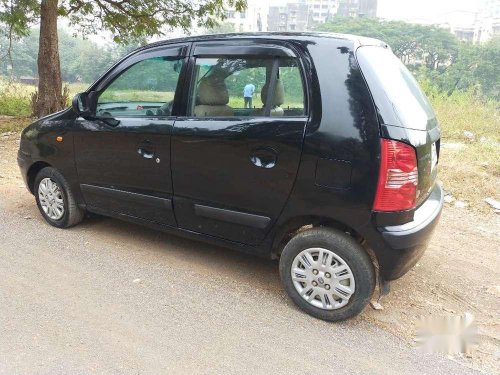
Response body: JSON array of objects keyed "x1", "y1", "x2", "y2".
[
  {"x1": 271, "y1": 215, "x2": 367, "y2": 258},
  {"x1": 27, "y1": 161, "x2": 52, "y2": 194}
]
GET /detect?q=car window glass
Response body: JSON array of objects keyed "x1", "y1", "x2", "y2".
[
  {"x1": 190, "y1": 56, "x2": 305, "y2": 118},
  {"x1": 357, "y1": 46, "x2": 435, "y2": 131},
  {"x1": 279, "y1": 59, "x2": 306, "y2": 116},
  {"x1": 97, "y1": 56, "x2": 183, "y2": 118}
]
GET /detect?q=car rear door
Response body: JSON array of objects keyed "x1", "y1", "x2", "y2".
[
  {"x1": 73, "y1": 44, "x2": 188, "y2": 226},
  {"x1": 171, "y1": 41, "x2": 309, "y2": 246}
]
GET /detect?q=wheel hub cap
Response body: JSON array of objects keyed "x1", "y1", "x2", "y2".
[
  {"x1": 38, "y1": 177, "x2": 64, "y2": 220},
  {"x1": 291, "y1": 247, "x2": 355, "y2": 310}
]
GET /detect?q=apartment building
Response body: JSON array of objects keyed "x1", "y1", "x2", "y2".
[
  {"x1": 337, "y1": 0, "x2": 378, "y2": 18},
  {"x1": 267, "y1": 1, "x2": 310, "y2": 32},
  {"x1": 306, "y1": 0, "x2": 339, "y2": 24},
  {"x1": 224, "y1": 0, "x2": 269, "y2": 32}
]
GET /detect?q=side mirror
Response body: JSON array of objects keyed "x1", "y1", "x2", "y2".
[{"x1": 72, "y1": 92, "x2": 91, "y2": 117}]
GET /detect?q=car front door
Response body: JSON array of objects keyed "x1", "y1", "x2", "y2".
[
  {"x1": 171, "y1": 42, "x2": 309, "y2": 246},
  {"x1": 73, "y1": 44, "x2": 188, "y2": 226}
]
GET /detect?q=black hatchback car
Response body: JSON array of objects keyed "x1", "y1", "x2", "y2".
[{"x1": 18, "y1": 32, "x2": 443, "y2": 321}]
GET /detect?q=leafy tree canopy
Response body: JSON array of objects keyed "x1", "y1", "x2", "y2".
[
  {"x1": 1, "y1": 0, "x2": 246, "y2": 42},
  {"x1": 318, "y1": 17, "x2": 499, "y2": 100},
  {"x1": 0, "y1": 0, "x2": 246, "y2": 116}
]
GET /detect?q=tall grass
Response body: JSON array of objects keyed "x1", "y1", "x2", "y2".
[
  {"x1": 419, "y1": 81, "x2": 500, "y2": 211},
  {"x1": 0, "y1": 78, "x2": 87, "y2": 117},
  {"x1": 420, "y1": 80, "x2": 499, "y2": 141},
  {"x1": 0, "y1": 81, "x2": 32, "y2": 116}
]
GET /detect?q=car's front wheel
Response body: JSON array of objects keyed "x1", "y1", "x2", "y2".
[
  {"x1": 279, "y1": 227, "x2": 375, "y2": 321},
  {"x1": 34, "y1": 167, "x2": 85, "y2": 228}
]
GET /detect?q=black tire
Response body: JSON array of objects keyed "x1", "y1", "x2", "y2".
[
  {"x1": 34, "y1": 167, "x2": 85, "y2": 228},
  {"x1": 279, "y1": 227, "x2": 375, "y2": 321}
]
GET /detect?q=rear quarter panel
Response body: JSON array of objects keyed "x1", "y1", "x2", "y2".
[{"x1": 275, "y1": 37, "x2": 380, "y2": 232}]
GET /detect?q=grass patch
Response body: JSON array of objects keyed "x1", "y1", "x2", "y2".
[
  {"x1": 100, "y1": 90, "x2": 175, "y2": 103},
  {"x1": 0, "y1": 78, "x2": 89, "y2": 117},
  {"x1": 0, "y1": 83, "x2": 32, "y2": 117},
  {"x1": 0, "y1": 116, "x2": 32, "y2": 133},
  {"x1": 429, "y1": 90, "x2": 499, "y2": 141},
  {"x1": 429, "y1": 91, "x2": 500, "y2": 212}
]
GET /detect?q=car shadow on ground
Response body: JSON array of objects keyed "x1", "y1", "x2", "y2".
[{"x1": 75, "y1": 213, "x2": 283, "y2": 293}]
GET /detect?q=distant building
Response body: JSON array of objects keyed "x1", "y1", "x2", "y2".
[
  {"x1": 438, "y1": 0, "x2": 500, "y2": 44},
  {"x1": 476, "y1": 0, "x2": 500, "y2": 42},
  {"x1": 268, "y1": 2, "x2": 310, "y2": 32},
  {"x1": 224, "y1": 0, "x2": 269, "y2": 32},
  {"x1": 337, "y1": 0, "x2": 377, "y2": 18},
  {"x1": 306, "y1": 0, "x2": 339, "y2": 24},
  {"x1": 451, "y1": 25, "x2": 476, "y2": 43}
]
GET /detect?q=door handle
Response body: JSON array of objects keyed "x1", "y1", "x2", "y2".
[
  {"x1": 250, "y1": 147, "x2": 278, "y2": 169},
  {"x1": 137, "y1": 147, "x2": 154, "y2": 159},
  {"x1": 137, "y1": 139, "x2": 155, "y2": 159}
]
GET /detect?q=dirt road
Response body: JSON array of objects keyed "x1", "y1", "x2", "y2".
[{"x1": 0, "y1": 132, "x2": 498, "y2": 374}]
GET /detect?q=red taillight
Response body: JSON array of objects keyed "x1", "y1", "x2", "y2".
[{"x1": 373, "y1": 139, "x2": 418, "y2": 212}]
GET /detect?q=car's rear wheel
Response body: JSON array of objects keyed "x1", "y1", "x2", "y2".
[
  {"x1": 279, "y1": 227, "x2": 375, "y2": 321},
  {"x1": 34, "y1": 167, "x2": 85, "y2": 228}
]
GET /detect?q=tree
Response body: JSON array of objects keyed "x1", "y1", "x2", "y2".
[
  {"x1": 317, "y1": 17, "x2": 500, "y2": 99},
  {"x1": 0, "y1": 27, "x2": 124, "y2": 82},
  {"x1": 0, "y1": 0, "x2": 246, "y2": 117},
  {"x1": 317, "y1": 17, "x2": 458, "y2": 71},
  {"x1": 417, "y1": 37, "x2": 499, "y2": 99}
]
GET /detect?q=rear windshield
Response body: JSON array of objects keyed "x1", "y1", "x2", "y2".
[{"x1": 357, "y1": 46, "x2": 436, "y2": 131}]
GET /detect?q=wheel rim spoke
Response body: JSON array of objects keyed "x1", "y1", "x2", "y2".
[
  {"x1": 291, "y1": 247, "x2": 356, "y2": 310},
  {"x1": 320, "y1": 293, "x2": 330, "y2": 309},
  {"x1": 334, "y1": 284, "x2": 353, "y2": 298},
  {"x1": 300, "y1": 252, "x2": 315, "y2": 268},
  {"x1": 306, "y1": 291, "x2": 317, "y2": 302}
]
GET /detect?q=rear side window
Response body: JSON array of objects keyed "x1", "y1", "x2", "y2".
[
  {"x1": 356, "y1": 46, "x2": 436, "y2": 131},
  {"x1": 189, "y1": 56, "x2": 305, "y2": 118},
  {"x1": 279, "y1": 60, "x2": 306, "y2": 116}
]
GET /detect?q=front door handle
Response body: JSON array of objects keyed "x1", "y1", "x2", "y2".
[{"x1": 250, "y1": 147, "x2": 278, "y2": 169}]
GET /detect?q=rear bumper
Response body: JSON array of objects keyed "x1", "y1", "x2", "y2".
[{"x1": 372, "y1": 183, "x2": 444, "y2": 280}]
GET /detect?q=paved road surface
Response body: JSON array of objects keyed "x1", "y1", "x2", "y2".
[{"x1": 0, "y1": 195, "x2": 479, "y2": 375}]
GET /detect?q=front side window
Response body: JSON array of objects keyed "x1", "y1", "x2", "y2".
[
  {"x1": 189, "y1": 55, "x2": 305, "y2": 118},
  {"x1": 96, "y1": 56, "x2": 184, "y2": 118}
]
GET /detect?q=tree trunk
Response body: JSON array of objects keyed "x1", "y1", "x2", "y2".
[{"x1": 34, "y1": 0, "x2": 64, "y2": 117}]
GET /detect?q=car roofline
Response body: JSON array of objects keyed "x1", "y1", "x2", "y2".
[{"x1": 130, "y1": 32, "x2": 388, "y2": 55}]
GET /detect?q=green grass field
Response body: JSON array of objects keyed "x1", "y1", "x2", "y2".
[{"x1": 1, "y1": 78, "x2": 498, "y2": 212}]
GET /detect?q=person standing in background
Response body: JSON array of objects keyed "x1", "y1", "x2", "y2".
[{"x1": 243, "y1": 81, "x2": 255, "y2": 109}]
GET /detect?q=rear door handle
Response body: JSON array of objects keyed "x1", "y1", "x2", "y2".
[
  {"x1": 137, "y1": 148, "x2": 154, "y2": 159},
  {"x1": 250, "y1": 147, "x2": 278, "y2": 169},
  {"x1": 137, "y1": 139, "x2": 155, "y2": 159}
]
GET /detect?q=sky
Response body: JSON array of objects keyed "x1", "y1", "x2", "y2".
[
  {"x1": 377, "y1": 0, "x2": 482, "y2": 22},
  {"x1": 84, "y1": 0, "x2": 489, "y2": 45}
]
